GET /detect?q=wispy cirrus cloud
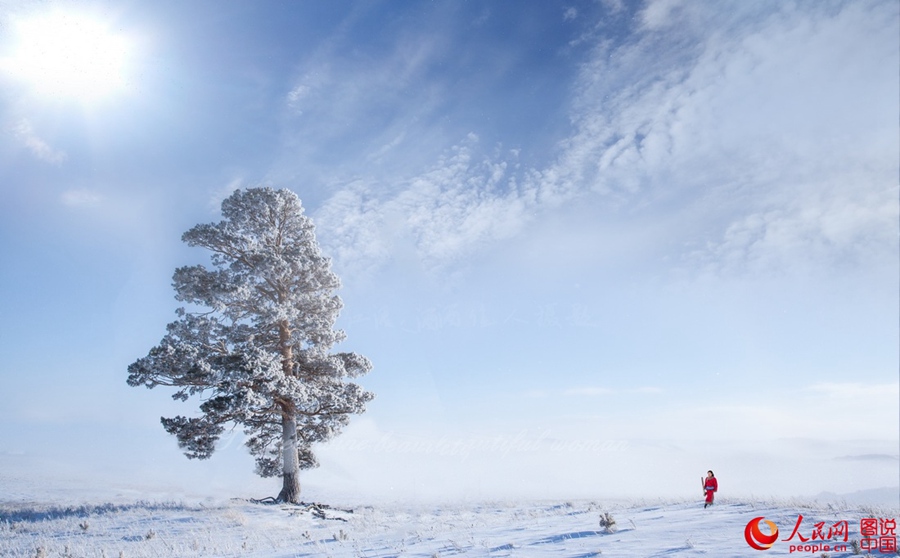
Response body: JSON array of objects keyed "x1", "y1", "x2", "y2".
[
  {"x1": 638, "y1": 0, "x2": 687, "y2": 30},
  {"x1": 553, "y1": 0, "x2": 899, "y2": 275},
  {"x1": 564, "y1": 386, "x2": 662, "y2": 397},
  {"x1": 806, "y1": 382, "x2": 900, "y2": 400},
  {"x1": 513, "y1": 386, "x2": 663, "y2": 401},
  {"x1": 60, "y1": 189, "x2": 102, "y2": 207},
  {"x1": 693, "y1": 177, "x2": 898, "y2": 276},
  {"x1": 278, "y1": 22, "x2": 453, "y2": 185},
  {"x1": 316, "y1": 134, "x2": 538, "y2": 276},
  {"x1": 316, "y1": 2, "x2": 897, "y2": 281},
  {"x1": 208, "y1": 177, "x2": 244, "y2": 213},
  {"x1": 14, "y1": 119, "x2": 66, "y2": 164}
]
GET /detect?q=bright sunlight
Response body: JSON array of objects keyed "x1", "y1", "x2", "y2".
[{"x1": 3, "y1": 11, "x2": 130, "y2": 102}]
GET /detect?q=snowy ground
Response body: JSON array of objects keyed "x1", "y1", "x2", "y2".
[{"x1": 1, "y1": 493, "x2": 898, "y2": 558}]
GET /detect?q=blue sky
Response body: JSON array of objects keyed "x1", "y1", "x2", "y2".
[{"x1": 0, "y1": 0, "x2": 898, "y2": 502}]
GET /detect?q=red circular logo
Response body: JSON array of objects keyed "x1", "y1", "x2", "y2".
[{"x1": 745, "y1": 516, "x2": 779, "y2": 551}]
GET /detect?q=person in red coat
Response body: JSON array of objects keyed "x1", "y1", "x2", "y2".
[{"x1": 703, "y1": 470, "x2": 718, "y2": 508}]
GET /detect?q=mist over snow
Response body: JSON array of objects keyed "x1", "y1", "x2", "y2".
[{"x1": 0, "y1": 0, "x2": 897, "y2": 514}]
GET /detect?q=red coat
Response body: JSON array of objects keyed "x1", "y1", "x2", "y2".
[{"x1": 704, "y1": 477, "x2": 718, "y2": 503}]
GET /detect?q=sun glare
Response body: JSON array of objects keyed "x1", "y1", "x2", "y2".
[{"x1": 4, "y1": 12, "x2": 130, "y2": 102}]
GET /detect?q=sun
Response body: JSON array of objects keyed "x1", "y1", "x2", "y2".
[{"x1": 3, "y1": 11, "x2": 131, "y2": 102}]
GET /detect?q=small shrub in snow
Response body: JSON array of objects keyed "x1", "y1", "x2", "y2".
[
  {"x1": 222, "y1": 508, "x2": 247, "y2": 526},
  {"x1": 599, "y1": 512, "x2": 617, "y2": 533},
  {"x1": 850, "y1": 539, "x2": 861, "y2": 554}
]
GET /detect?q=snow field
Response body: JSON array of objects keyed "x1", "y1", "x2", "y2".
[{"x1": 1, "y1": 497, "x2": 897, "y2": 557}]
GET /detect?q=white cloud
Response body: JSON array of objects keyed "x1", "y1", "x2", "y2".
[
  {"x1": 208, "y1": 177, "x2": 244, "y2": 212},
  {"x1": 316, "y1": 135, "x2": 540, "y2": 276},
  {"x1": 314, "y1": 183, "x2": 394, "y2": 277},
  {"x1": 638, "y1": 0, "x2": 686, "y2": 30},
  {"x1": 564, "y1": 387, "x2": 612, "y2": 396},
  {"x1": 806, "y1": 382, "x2": 900, "y2": 400},
  {"x1": 366, "y1": 131, "x2": 407, "y2": 164},
  {"x1": 694, "y1": 179, "x2": 898, "y2": 276},
  {"x1": 14, "y1": 119, "x2": 66, "y2": 164},
  {"x1": 283, "y1": 31, "x2": 444, "y2": 130},
  {"x1": 315, "y1": 2, "x2": 898, "y2": 280},
  {"x1": 60, "y1": 189, "x2": 102, "y2": 207},
  {"x1": 286, "y1": 83, "x2": 310, "y2": 107},
  {"x1": 272, "y1": 25, "x2": 466, "y2": 191},
  {"x1": 600, "y1": 0, "x2": 625, "y2": 15},
  {"x1": 563, "y1": 386, "x2": 662, "y2": 397},
  {"x1": 551, "y1": 1, "x2": 899, "y2": 276},
  {"x1": 635, "y1": 381, "x2": 900, "y2": 443}
]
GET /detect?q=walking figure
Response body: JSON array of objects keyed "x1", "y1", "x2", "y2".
[{"x1": 703, "y1": 470, "x2": 717, "y2": 508}]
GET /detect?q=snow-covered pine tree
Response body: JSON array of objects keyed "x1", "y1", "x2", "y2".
[{"x1": 127, "y1": 187, "x2": 373, "y2": 503}]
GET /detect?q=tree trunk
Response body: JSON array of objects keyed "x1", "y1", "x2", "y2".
[
  {"x1": 276, "y1": 320, "x2": 301, "y2": 504},
  {"x1": 277, "y1": 412, "x2": 301, "y2": 503}
]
